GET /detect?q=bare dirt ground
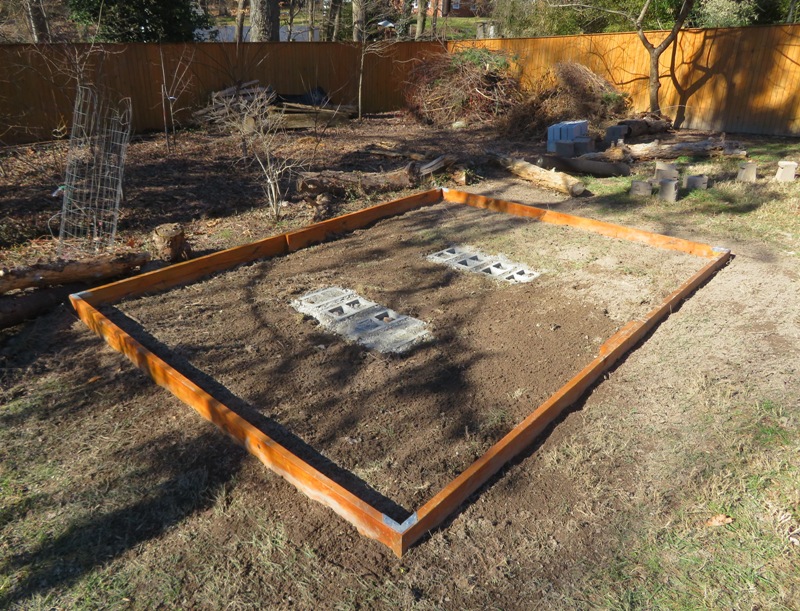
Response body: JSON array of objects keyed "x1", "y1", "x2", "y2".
[{"x1": 1, "y1": 116, "x2": 799, "y2": 609}]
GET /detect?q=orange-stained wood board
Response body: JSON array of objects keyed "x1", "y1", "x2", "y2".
[{"x1": 70, "y1": 189, "x2": 731, "y2": 557}]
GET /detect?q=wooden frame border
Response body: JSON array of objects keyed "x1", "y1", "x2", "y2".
[{"x1": 70, "y1": 188, "x2": 731, "y2": 557}]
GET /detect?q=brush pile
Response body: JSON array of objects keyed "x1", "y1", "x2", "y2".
[
  {"x1": 499, "y1": 62, "x2": 630, "y2": 139},
  {"x1": 404, "y1": 48, "x2": 523, "y2": 126}
]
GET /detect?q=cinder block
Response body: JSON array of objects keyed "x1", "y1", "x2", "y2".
[
  {"x1": 775, "y1": 160, "x2": 797, "y2": 182},
  {"x1": 658, "y1": 178, "x2": 678, "y2": 202},
  {"x1": 737, "y1": 161, "x2": 757, "y2": 182},
  {"x1": 555, "y1": 140, "x2": 575, "y2": 158}
]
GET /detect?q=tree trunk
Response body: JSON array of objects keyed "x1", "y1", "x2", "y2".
[
  {"x1": 325, "y1": 0, "x2": 343, "y2": 40},
  {"x1": 24, "y1": 0, "x2": 50, "y2": 43},
  {"x1": 251, "y1": 0, "x2": 280, "y2": 42},
  {"x1": 308, "y1": 0, "x2": 315, "y2": 41},
  {"x1": 352, "y1": 0, "x2": 366, "y2": 41},
  {"x1": 399, "y1": 0, "x2": 414, "y2": 37},
  {"x1": 648, "y1": 49, "x2": 662, "y2": 114},
  {"x1": 358, "y1": 44, "x2": 366, "y2": 119},
  {"x1": 635, "y1": 0, "x2": 696, "y2": 114},
  {"x1": 415, "y1": 0, "x2": 428, "y2": 40},
  {"x1": 235, "y1": 0, "x2": 248, "y2": 42}
]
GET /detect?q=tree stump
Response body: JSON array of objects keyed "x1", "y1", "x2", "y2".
[{"x1": 151, "y1": 223, "x2": 191, "y2": 263}]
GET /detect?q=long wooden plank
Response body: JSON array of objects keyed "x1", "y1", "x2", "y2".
[
  {"x1": 70, "y1": 295, "x2": 404, "y2": 553},
  {"x1": 400, "y1": 251, "x2": 730, "y2": 553},
  {"x1": 441, "y1": 189, "x2": 720, "y2": 258}
]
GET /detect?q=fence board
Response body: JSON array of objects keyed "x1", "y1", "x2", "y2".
[{"x1": 3, "y1": 26, "x2": 800, "y2": 144}]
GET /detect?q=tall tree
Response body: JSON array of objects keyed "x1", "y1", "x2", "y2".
[
  {"x1": 547, "y1": 0, "x2": 696, "y2": 113},
  {"x1": 352, "y1": 0, "x2": 366, "y2": 41},
  {"x1": 250, "y1": 0, "x2": 280, "y2": 41},
  {"x1": 415, "y1": 0, "x2": 428, "y2": 39},
  {"x1": 68, "y1": 0, "x2": 212, "y2": 42},
  {"x1": 24, "y1": 0, "x2": 51, "y2": 42},
  {"x1": 235, "y1": 0, "x2": 248, "y2": 42}
]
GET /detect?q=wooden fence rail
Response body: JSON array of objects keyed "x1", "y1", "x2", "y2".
[{"x1": 2, "y1": 24, "x2": 800, "y2": 144}]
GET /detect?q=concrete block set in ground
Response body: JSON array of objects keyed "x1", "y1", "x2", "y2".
[
  {"x1": 292, "y1": 287, "x2": 431, "y2": 354},
  {"x1": 292, "y1": 248, "x2": 539, "y2": 354},
  {"x1": 426, "y1": 246, "x2": 540, "y2": 284},
  {"x1": 631, "y1": 159, "x2": 797, "y2": 201}
]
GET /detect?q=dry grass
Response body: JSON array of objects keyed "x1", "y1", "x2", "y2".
[{"x1": 2, "y1": 129, "x2": 800, "y2": 609}]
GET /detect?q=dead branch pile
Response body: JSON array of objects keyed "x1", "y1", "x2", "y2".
[
  {"x1": 404, "y1": 48, "x2": 523, "y2": 126},
  {"x1": 499, "y1": 62, "x2": 630, "y2": 139},
  {"x1": 195, "y1": 81, "x2": 355, "y2": 130}
]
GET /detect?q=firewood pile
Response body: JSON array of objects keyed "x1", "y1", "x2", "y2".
[{"x1": 195, "y1": 81, "x2": 356, "y2": 130}]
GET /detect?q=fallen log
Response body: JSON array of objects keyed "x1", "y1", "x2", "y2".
[
  {"x1": 297, "y1": 162, "x2": 420, "y2": 196},
  {"x1": 487, "y1": 152, "x2": 585, "y2": 196},
  {"x1": 0, "y1": 283, "x2": 82, "y2": 330},
  {"x1": 0, "y1": 252, "x2": 150, "y2": 294},
  {"x1": 271, "y1": 109, "x2": 350, "y2": 129},
  {"x1": 359, "y1": 145, "x2": 429, "y2": 162},
  {"x1": 619, "y1": 117, "x2": 672, "y2": 138},
  {"x1": 626, "y1": 138, "x2": 746, "y2": 160},
  {"x1": 582, "y1": 138, "x2": 746, "y2": 162},
  {"x1": 536, "y1": 154, "x2": 631, "y2": 177}
]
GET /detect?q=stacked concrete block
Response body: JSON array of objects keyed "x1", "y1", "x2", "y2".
[{"x1": 547, "y1": 120, "x2": 589, "y2": 154}]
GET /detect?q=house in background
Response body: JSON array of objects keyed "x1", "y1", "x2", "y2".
[{"x1": 419, "y1": 0, "x2": 489, "y2": 18}]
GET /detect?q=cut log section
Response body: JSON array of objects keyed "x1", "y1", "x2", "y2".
[
  {"x1": 151, "y1": 223, "x2": 192, "y2": 263},
  {"x1": 297, "y1": 163, "x2": 421, "y2": 196},
  {"x1": 488, "y1": 152, "x2": 585, "y2": 196},
  {"x1": 0, "y1": 252, "x2": 150, "y2": 295}
]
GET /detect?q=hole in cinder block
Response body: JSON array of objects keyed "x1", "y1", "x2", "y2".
[
  {"x1": 480, "y1": 262, "x2": 512, "y2": 276},
  {"x1": 505, "y1": 269, "x2": 538, "y2": 283},
  {"x1": 374, "y1": 310, "x2": 396, "y2": 323},
  {"x1": 328, "y1": 305, "x2": 345, "y2": 316},
  {"x1": 457, "y1": 255, "x2": 481, "y2": 266},
  {"x1": 354, "y1": 318, "x2": 383, "y2": 333}
]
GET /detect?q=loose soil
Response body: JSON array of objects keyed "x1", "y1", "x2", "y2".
[
  {"x1": 110, "y1": 201, "x2": 704, "y2": 512},
  {"x1": 2, "y1": 117, "x2": 798, "y2": 609}
]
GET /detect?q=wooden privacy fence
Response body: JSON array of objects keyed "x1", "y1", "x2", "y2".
[
  {"x1": 454, "y1": 24, "x2": 800, "y2": 136},
  {"x1": 2, "y1": 24, "x2": 800, "y2": 143},
  {"x1": 0, "y1": 41, "x2": 443, "y2": 144}
]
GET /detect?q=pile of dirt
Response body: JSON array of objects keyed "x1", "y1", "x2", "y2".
[
  {"x1": 404, "y1": 47, "x2": 523, "y2": 127},
  {"x1": 498, "y1": 62, "x2": 631, "y2": 140}
]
